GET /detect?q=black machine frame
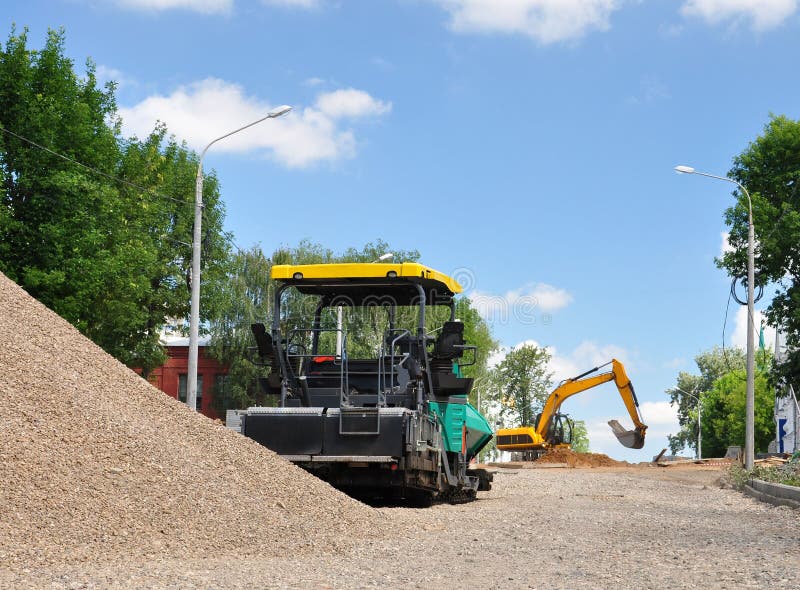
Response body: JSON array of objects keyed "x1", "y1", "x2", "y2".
[{"x1": 239, "y1": 274, "x2": 491, "y2": 503}]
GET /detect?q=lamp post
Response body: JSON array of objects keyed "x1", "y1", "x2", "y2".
[
  {"x1": 186, "y1": 105, "x2": 292, "y2": 412},
  {"x1": 672, "y1": 387, "x2": 702, "y2": 460},
  {"x1": 674, "y1": 164, "x2": 755, "y2": 470}
]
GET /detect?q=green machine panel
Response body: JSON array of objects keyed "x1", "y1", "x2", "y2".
[{"x1": 428, "y1": 400, "x2": 493, "y2": 458}]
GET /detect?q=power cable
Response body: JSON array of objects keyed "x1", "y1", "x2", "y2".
[
  {"x1": 721, "y1": 286, "x2": 749, "y2": 382},
  {"x1": 1, "y1": 123, "x2": 249, "y2": 257},
  {"x1": 0, "y1": 123, "x2": 189, "y2": 206},
  {"x1": 730, "y1": 276, "x2": 764, "y2": 306}
]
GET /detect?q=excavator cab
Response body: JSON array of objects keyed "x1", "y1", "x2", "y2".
[
  {"x1": 547, "y1": 413, "x2": 574, "y2": 446},
  {"x1": 537, "y1": 412, "x2": 574, "y2": 447}
]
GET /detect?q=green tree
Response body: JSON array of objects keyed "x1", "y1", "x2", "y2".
[
  {"x1": 489, "y1": 344, "x2": 552, "y2": 427},
  {"x1": 0, "y1": 27, "x2": 120, "y2": 288},
  {"x1": 720, "y1": 115, "x2": 800, "y2": 388},
  {"x1": 0, "y1": 27, "x2": 230, "y2": 375},
  {"x1": 667, "y1": 346, "x2": 745, "y2": 455},
  {"x1": 114, "y1": 125, "x2": 231, "y2": 374},
  {"x1": 208, "y1": 246, "x2": 272, "y2": 413},
  {"x1": 701, "y1": 370, "x2": 776, "y2": 457},
  {"x1": 571, "y1": 419, "x2": 590, "y2": 453},
  {"x1": 668, "y1": 346, "x2": 774, "y2": 456}
]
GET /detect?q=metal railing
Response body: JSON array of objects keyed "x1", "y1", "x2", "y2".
[{"x1": 285, "y1": 327, "x2": 348, "y2": 405}]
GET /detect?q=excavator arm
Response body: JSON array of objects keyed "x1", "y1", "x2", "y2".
[
  {"x1": 604, "y1": 359, "x2": 648, "y2": 449},
  {"x1": 496, "y1": 358, "x2": 647, "y2": 453},
  {"x1": 535, "y1": 369, "x2": 614, "y2": 437},
  {"x1": 536, "y1": 358, "x2": 647, "y2": 448}
]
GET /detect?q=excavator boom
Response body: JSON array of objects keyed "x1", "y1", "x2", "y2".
[{"x1": 495, "y1": 358, "x2": 647, "y2": 454}]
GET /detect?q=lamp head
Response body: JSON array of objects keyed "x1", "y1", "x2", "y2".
[
  {"x1": 374, "y1": 253, "x2": 394, "y2": 263},
  {"x1": 268, "y1": 105, "x2": 293, "y2": 118},
  {"x1": 674, "y1": 165, "x2": 695, "y2": 174}
]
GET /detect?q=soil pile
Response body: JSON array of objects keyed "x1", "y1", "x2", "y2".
[
  {"x1": 537, "y1": 448, "x2": 627, "y2": 467},
  {"x1": 0, "y1": 272, "x2": 382, "y2": 569}
]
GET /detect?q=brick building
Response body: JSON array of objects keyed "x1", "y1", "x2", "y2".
[{"x1": 135, "y1": 334, "x2": 228, "y2": 420}]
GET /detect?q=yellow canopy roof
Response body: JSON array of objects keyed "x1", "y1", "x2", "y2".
[{"x1": 270, "y1": 262, "x2": 463, "y2": 304}]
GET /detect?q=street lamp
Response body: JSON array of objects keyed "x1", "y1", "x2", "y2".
[
  {"x1": 671, "y1": 387, "x2": 702, "y2": 460},
  {"x1": 187, "y1": 105, "x2": 292, "y2": 412},
  {"x1": 674, "y1": 164, "x2": 756, "y2": 469}
]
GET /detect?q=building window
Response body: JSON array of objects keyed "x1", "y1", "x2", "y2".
[
  {"x1": 178, "y1": 373, "x2": 203, "y2": 409},
  {"x1": 215, "y1": 373, "x2": 229, "y2": 393},
  {"x1": 215, "y1": 373, "x2": 230, "y2": 408}
]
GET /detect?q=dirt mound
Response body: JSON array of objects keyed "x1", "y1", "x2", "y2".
[
  {"x1": 0, "y1": 272, "x2": 382, "y2": 569},
  {"x1": 537, "y1": 447, "x2": 627, "y2": 468}
]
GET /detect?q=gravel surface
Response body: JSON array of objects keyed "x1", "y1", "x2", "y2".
[
  {"x1": 3, "y1": 466, "x2": 799, "y2": 589},
  {"x1": 0, "y1": 272, "x2": 385, "y2": 570},
  {"x1": 2, "y1": 270, "x2": 799, "y2": 589}
]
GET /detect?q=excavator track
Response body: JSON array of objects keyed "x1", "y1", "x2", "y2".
[{"x1": 437, "y1": 487, "x2": 478, "y2": 504}]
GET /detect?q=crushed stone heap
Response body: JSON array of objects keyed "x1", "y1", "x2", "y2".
[
  {"x1": 537, "y1": 447, "x2": 627, "y2": 467},
  {"x1": 0, "y1": 272, "x2": 382, "y2": 569}
]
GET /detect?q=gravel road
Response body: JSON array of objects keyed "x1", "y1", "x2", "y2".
[{"x1": 3, "y1": 465, "x2": 799, "y2": 590}]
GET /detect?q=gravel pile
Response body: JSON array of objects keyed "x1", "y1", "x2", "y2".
[
  {"x1": 537, "y1": 448, "x2": 627, "y2": 467},
  {"x1": 0, "y1": 272, "x2": 383, "y2": 570}
]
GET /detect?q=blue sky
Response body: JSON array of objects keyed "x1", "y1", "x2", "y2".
[{"x1": 6, "y1": 0, "x2": 800, "y2": 460}]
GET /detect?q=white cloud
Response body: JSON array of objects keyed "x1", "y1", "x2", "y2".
[
  {"x1": 585, "y1": 402, "x2": 678, "y2": 457},
  {"x1": 680, "y1": 0, "x2": 798, "y2": 31},
  {"x1": 470, "y1": 282, "x2": 572, "y2": 325},
  {"x1": 432, "y1": 0, "x2": 621, "y2": 45},
  {"x1": 315, "y1": 88, "x2": 392, "y2": 119},
  {"x1": 639, "y1": 400, "x2": 679, "y2": 427},
  {"x1": 731, "y1": 305, "x2": 776, "y2": 351},
  {"x1": 262, "y1": 0, "x2": 319, "y2": 7},
  {"x1": 95, "y1": 65, "x2": 139, "y2": 90},
  {"x1": 116, "y1": 0, "x2": 232, "y2": 13},
  {"x1": 96, "y1": 65, "x2": 124, "y2": 85},
  {"x1": 489, "y1": 339, "x2": 631, "y2": 383},
  {"x1": 585, "y1": 419, "x2": 621, "y2": 453},
  {"x1": 487, "y1": 347, "x2": 507, "y2": 369},
  {"x1": 531, "y1": 284, "x2": 574, "y2": 312},
  {"x1": 720, "y1": 231, "x2": 733, "y2": 257},
  {"x1": 548, "y1": 340, "x2": 631, "y2": 382},
  {"x1": 119, "y1": 78, "x2": 391, "y2": 168}
]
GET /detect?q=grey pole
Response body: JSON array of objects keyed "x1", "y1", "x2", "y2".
[
  {"x1": 186, "y1": 105, "x2": 292, "y2": 412},
  {"x1": 674, "y1": 166, "x2": 755, "y2": 469}
]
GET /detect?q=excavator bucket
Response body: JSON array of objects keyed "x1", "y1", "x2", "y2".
[{"x1": 608, "y1": 420, "x2": 645, "y2": 449}]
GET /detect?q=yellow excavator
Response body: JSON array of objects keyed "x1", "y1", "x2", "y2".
[{"x1": 495, "y1": 359, "x2": 648, "y2": 460}]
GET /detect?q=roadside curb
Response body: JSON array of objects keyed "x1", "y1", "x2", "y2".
[{"x1": 743, "y1": 478, "x2": 800, "y2": 510}]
